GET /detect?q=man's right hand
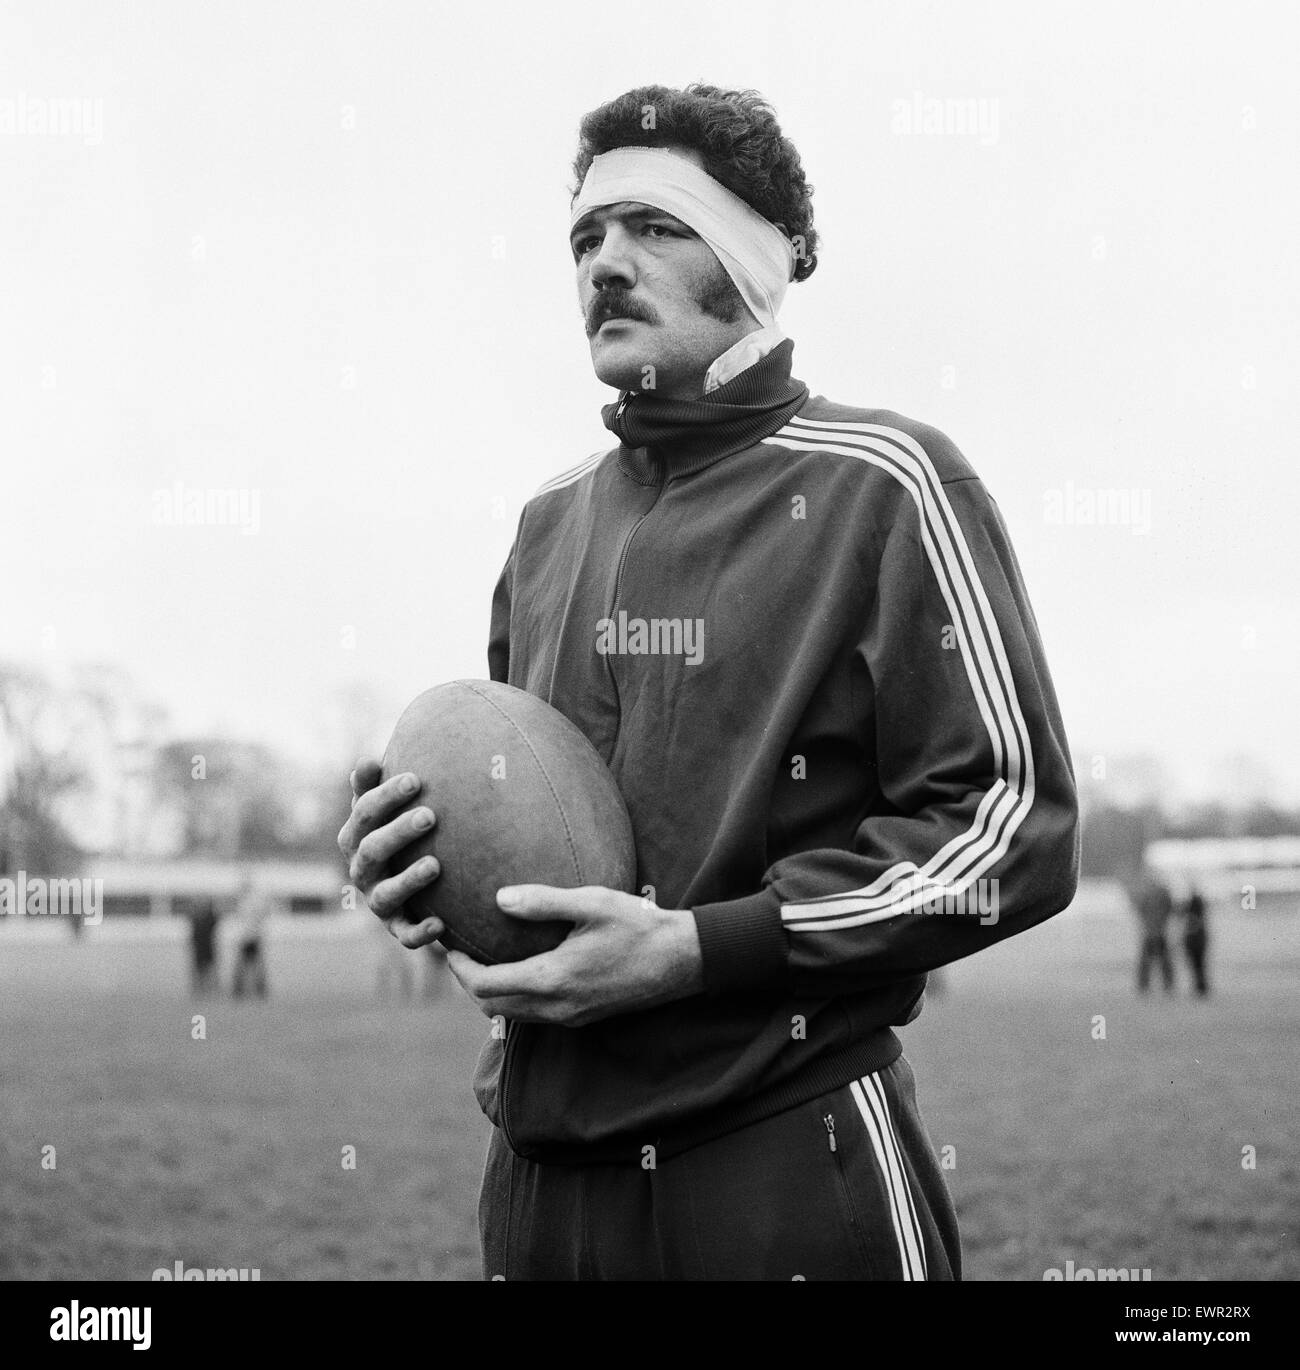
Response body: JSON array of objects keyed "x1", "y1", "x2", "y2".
[{"x1": 337, "y1": 759, "x2": 445, "y2": 949}]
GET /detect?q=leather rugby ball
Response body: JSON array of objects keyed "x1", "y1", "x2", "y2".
[{"x1": 379, "y1": 680, "x2": 636, "y2": 963}]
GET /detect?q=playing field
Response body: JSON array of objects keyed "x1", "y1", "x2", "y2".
[{"x1": 1, "y1": 880, "x2": 1295, "y2": 1281}]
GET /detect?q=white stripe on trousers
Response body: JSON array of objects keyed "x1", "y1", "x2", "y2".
[{"x1": 849, "y1": 1072, "x2": 929, "y2": 1280}]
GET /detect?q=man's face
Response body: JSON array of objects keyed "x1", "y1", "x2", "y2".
[{"x1": 570, "y1": 147, "x2": 760, "y2": 400}]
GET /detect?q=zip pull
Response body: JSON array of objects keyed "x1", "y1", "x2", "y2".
[
  {"x1": 614, "y1": 391, "x2": 633, "y2": 424},
  {"x1": 824, "y1": 1113, "x2": 837, "y2": 1153}
]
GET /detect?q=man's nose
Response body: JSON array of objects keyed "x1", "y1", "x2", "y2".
[{"x1": 588, "y1": 226, "x2": 636, "y2": 290}]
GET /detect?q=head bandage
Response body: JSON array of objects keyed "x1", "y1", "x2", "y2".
[{"x1": 570, "y1": 147, "x2": 796, "y2": 329}]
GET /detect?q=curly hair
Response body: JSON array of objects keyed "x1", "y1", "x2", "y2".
[{"x1": 570, "y1": 83, "x2": 819, "y2": 283}]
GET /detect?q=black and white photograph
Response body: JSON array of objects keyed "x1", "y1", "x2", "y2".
[{"x1": 1, "y1": 0, "x2": 1295, "y2": 1337}]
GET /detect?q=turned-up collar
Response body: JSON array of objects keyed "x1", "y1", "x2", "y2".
[{"x1": 605, "y1": 338, "x2": 809, "y2": 485}]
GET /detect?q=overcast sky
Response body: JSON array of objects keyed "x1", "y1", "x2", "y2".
[{"x1": 3, "y1": 0, "x2": 1297, "y2": 803}]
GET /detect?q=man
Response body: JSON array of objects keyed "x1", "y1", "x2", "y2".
[
  {"x1": 340, "y1": 84, "x2": 1079, "y2": 1280},
  {"x1": 1132, "y1": 867, "x2": 1175, "y2": 995},
  {"x1": 1180, "y1": 886, "x2": 1211, "y2": 997},
  {"x1": 230, "y1": 871, "x2": 271, "y2": 1000},
  {"x1": 187, "y1": 895, "x2": 220, "y2": 996},
  {"x1": 372, "y1": 898, "x2": 413, "y2": 1000}
]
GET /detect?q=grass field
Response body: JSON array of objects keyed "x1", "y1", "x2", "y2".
[{"x1": 2, "y1": 881, "x2": 1296, "y2": 1281}]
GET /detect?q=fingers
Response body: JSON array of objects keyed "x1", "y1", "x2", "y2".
[
  {"x1": 446, "y1": 948, "x2": 528, "y2": 1019},
  {"x1": 337, "y1": 770, "x2": 421, "y2": 863},
  {"x1": 367, "y1": 852, "x2": 441, "y2": 919},
  {"x1": 350, "y1": 757, "x2": 383, "y2": 800},
  {"x1": 495, "y1": 884, "x2": 604, "y2": 921},
  {"x1": 352, "y1": 806, "x2": 437, "y2": 890},
  {"x1": 447, "y1": 947, "x2": 559, "y2": 1000},
  {"x1": 388, "y1": 914, "x2": 445, "y2": 950}
]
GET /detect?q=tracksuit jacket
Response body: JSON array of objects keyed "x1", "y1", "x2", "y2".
[{"x1": 473, "y1": 337, "x2": 1080, "y2": 1163}]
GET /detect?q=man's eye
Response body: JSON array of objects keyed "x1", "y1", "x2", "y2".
[
  {"x1": 644, "y1": 223, "x2": 678, "y2": 238},
  {"x1": 574, "y1": 236, "x2": 599, "y2": 256}
]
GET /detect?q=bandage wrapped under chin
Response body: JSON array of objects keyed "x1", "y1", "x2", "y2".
[{"x1": 570, "y1": 146, "x2": 797, "y2": 329}]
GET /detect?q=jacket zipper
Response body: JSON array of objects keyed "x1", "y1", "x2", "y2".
[
  {"x1": 612, "y1": 471, "x2": 664, "y2": 594},
  {"x1": 824, "y1": 1112, "x2": 838, "y2": 1152},
  {"x1": 610, "y1": 386, "x2": 663, "y2": 598},
  {"x1": 604, "y1": 450, "x2": 667, "y2": 699}
]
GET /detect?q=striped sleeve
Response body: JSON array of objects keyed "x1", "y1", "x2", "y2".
[{"x1": 692, "y1": 423, "x2": 1080, "y2": 996}]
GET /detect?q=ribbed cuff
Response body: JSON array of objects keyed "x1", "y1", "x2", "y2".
[{"x1": 691, "y1": 889, "x2": 790, "y2": 995}]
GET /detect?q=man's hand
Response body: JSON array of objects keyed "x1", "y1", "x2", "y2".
[
  {"x1": 337, "y1": 758, "x2": 445, "y2": 949},
  {"x1": 447, "y1": 885, "x2": 704, "y2": 1027}
]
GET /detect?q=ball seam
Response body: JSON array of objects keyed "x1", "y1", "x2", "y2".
[{"x1": 461, "y1": 681, "x2": 586, "y2": 887}]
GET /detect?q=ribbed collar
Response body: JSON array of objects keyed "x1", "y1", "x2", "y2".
[{"x1": 605, "y1": 338, "x2": 809, "y2": 484}]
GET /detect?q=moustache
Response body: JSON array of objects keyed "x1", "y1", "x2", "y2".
[{"x1": 586, "y1": 291, "x2": 655, "y2": 337}]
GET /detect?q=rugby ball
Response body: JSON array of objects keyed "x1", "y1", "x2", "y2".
[{"x1": 379, "y1": 680, "x2": 637, "y2": 963}]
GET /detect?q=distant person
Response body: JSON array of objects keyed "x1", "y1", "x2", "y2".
[
  {"x1": 374, "y1": 916, "x2": 446, "y2": 1001},
  {"x1": 188, "y1": 897, "x2": 221, "y2": 996},
  {"x1": 231, "y1": 873, "x2": 271, "y2": 1000},
  {"x1": 374, "y1": 910, "x2": 414, "y2": 1000},
  {"x1": 1132, "y1": 871, "x2": 1175, "y2": 994},
  {"x1": 1180, "y1": 888, "x2": 1211, "y2": 998}
]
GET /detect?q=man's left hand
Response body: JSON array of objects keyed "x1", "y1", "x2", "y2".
[{"x1": 446, "y1": 885, "x2": 704, "y2": 1027}]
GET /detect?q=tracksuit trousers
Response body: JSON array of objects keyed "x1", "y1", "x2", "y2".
[{"x1": 479, "y1": 1054, "x2": 960, "y2": 1281}]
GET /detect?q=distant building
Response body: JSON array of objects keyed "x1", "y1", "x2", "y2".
[
  {"x1": 91, "y1": 857, "x2": 344, "y2": 919},
  {"x1": 1145, "y1": 836, "x2": 1300, "y2": 905}
]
